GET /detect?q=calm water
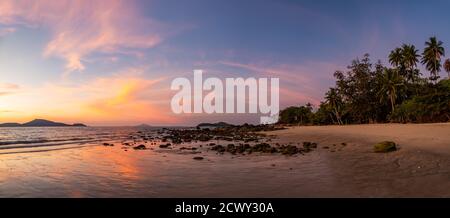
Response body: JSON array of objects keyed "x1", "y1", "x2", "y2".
[{"x1": 0, "y1": 127, "x2": 155, "y2": 154}]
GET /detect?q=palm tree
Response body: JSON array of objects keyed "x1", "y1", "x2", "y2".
[
  {"x1": 325, "y1": 88, "x2": 343, "y2": 125},
  {"x1": 401, "y1": 44, "x2": 421, "y2": 82},
  {"x1": 444, "y1": 59, "x2": 450, "y2": 79},
  {"x1": 378, "y1": 68, "x2": 404, "y2": 113},
  {"x1": 389, "y1": 48, "x2": 403, "y2": 68},
  {"x1": 421, "y1": 36, "x2": 445, "y2": 81}
]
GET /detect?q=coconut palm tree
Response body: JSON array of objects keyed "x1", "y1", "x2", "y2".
[
  {"x1": 325, "y1": 88, "x2": 344, "y2": 125},
  {"x1": 389, "y1": 48, "x2": 403, "y2": 68},
  {"x1": 401, "y1": 44, "x2": 421, "y2": 82},
  {"x1": 378, "y1": 68, "x2": 404, "y2": 113},
  {"x1": 444, "y1": 59, "x2": 450, "y2": 79},
  {"x1": 421, "y1": 36, "x2": 445, "y2": 81}
]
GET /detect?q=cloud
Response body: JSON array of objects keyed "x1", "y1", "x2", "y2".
[
  {"x1": 0, "y1": 83, "x2": 19, "y2": 89},
  {"x1": 0, "y1": 92, "x2": 12, "y2": 96},
  {"x1": 0, "y1": 83, "x2": 20, "y2": 96},
  {"x1": 0, "y1": 27, "x2": 15, "y2": 36},
  {"x1": 0, "y1": 0, "x2": 165, "y2": 74}
]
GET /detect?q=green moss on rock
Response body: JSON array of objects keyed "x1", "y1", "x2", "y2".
[{"x1": 374, "y1": 141, "x2": 397, "y2": 153}]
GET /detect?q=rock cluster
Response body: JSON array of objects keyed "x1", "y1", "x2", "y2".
[
  {"x1": 162, "y1": 124, "x2": 284, "y2": 145},
  {"x1": 209, "y1": 141, "x2": 319, "y2": 156}
]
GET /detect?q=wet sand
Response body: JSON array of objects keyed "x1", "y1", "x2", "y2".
[{"x1": 0, "y1": 123, "x2": 449, "y2": 197}]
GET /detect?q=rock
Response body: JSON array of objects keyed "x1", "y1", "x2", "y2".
[
  {"x1": 303, "y1": 142, "x2": 317, "y2": 149},
  {"x1": 211, "y1": 145, "x2": 226, "y2": 153},
  {"x1": 103, "y1": 143, "x2": 114, "y2": 146},
  {"x1": 374, "y1": 141, "x2": 397, "y2": 153},
  {"x1": 279, "y1": 145, "x2": 298, "y2": 155},
  {"x1": 133, "y1": 144, "x2": 146, "y2": 150},
  {"x1": 193, "y1": 156, "x2": 204, "y2": 160},
  {"x1": 252, "y1": 143, "x2": 272, "y2": 152},
  {"x1": 159, "y1": 144, "x2": 171, "y2": 148},
  {"x1": 322, "y1": 146, "x2": 330, "y2": 149}
]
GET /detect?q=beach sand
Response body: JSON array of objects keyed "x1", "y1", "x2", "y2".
[
  {"x1": 267, "y1": 123, "x2": 450, "y2": 197},
  {"x1": 0, "y1": 123, "x2": 449, "y2": 197}
]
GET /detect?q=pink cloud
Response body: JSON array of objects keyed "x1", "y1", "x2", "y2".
[{"x1": 0, "y1": 0, "x2": 165, "y2": 74}]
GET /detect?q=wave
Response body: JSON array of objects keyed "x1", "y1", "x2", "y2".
[
  {"x1": 0, "y1": 127, "x2": 145, "y2": 153},
  {"x1": 0, "y1": 145, "x2": 87, "y2": 155},
  {"x1": 0, "y1": 137, "x2": 95, "y2": 146},
  {"x1": 0, "y1": 139, "x2": 102, "y2": 150}
]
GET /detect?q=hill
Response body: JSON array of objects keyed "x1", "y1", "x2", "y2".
[{"x1": 0, "y1": 119, "x2": 87, "y2": 127}]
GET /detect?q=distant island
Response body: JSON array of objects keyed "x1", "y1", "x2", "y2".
[
  {"x1": 0, "y1": 119, "x2": 87, "y2": 127},
  {"x1": 135, "y1": 124, "x2": 153, "y2": 128},
  {"x1": 197, "y1": 122, "x2": 233, "y2": 129}
]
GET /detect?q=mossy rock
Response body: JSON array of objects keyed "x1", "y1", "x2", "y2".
[{"x1": 374, "y1": 141, "x2": 397, "y2": 153}]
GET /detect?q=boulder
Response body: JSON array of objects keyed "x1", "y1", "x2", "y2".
[
  {"x1": 374, "y1": 141, "x2": 397, "y2": 153},
  {"x1": 133, "y1": 144, "x2": 147, "y2": 150},
  {"x1": 159, "y1": 144, "x2": 171, "y2": 148}
]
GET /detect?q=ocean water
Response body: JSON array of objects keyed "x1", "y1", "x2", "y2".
[{"x1": 0, "y1": 127, "x2": 154, "y2": 154}]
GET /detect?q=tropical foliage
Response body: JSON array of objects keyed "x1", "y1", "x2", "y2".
[{"x1": 279, "y1": 36, "x2": 450, "y2": 125}]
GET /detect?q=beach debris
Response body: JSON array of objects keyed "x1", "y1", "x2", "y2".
[
  {"x1": 103, "y1": 143, "x2": 114, "y2": 146},
  {"x1": 374, "y1": 141, "x2": 397, "y2": 153},
  {"x1": 133, "y1": 144, "x2": 147, "y2": 150},
  {"x1": 193, "y1": 156, "x2": 204, "y2": 160}
]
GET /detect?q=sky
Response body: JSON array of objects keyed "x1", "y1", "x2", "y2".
[{"x1": 1, "y1": 0, "x2": 450, "y2": 126}]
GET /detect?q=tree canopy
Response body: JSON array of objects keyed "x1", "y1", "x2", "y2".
[{"x1": 278, "y1": 36, "x2": 449, "y2": 125}]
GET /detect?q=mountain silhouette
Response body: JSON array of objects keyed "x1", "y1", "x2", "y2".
[{"x1": 0, "y1": 119, "x2": 87, "y2": 127}]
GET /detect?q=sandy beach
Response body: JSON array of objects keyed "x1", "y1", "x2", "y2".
[
  {"x1": 268, "y1": 123, "x2": 450, "y2": 197},
  {"x1": 0, "y1": 123, "x2": 449, "y2": 197}
]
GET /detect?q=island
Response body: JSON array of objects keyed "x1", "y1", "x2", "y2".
[
  {"x1": 0, "y1": 119, "x2": 87, "y2": 127},
  {"x1": 196, "y1": 122, "x2": 233, "y2": 129}
]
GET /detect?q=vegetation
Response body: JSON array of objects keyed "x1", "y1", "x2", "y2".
[{"x1": 279, "y1": 36, "x2": 450, "y2": 125}]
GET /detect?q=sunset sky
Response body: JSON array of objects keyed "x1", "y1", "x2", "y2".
[{"x1": 1, "y1": 0, "x2": 450, "y2": 126}]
